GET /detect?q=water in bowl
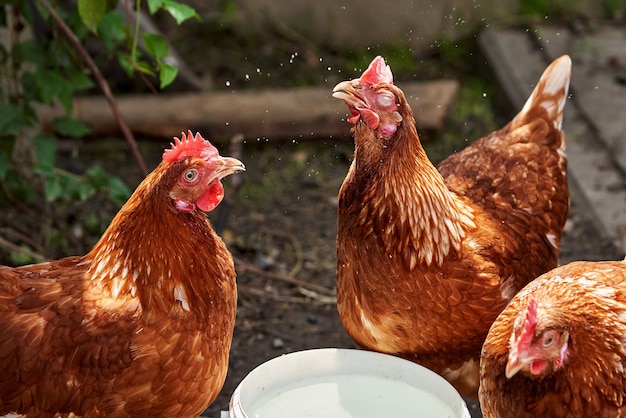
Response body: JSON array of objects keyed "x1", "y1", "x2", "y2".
[{"x1": 248, "y1": 373, "x2": 456, "y2": 418}]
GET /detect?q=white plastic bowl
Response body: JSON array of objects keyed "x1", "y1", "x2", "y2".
[{"x1": 228, "y1": 348, "x2": 471, "y2": 418}]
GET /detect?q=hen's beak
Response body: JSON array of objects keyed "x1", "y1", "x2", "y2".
[
  {"x1": 213, "y1": 156, "x2": 245, "y2": 181},
  {"x1": 332, "y1": 80, "x2": 364, "y2": 106},
  {"x1": 333, "y1": 80, "x2": 367, "y2": 124},
  {"x1": 504, "y1": 350, "x2": 524, "y2": 379}
]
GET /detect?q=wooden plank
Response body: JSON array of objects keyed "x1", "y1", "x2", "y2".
[{"x1": 36, "y1": 81, "x2": 459, "y2": 141}]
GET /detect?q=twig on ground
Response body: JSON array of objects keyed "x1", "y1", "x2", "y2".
[
  {"x1": 0, "y1": 235, "x2": 46, "y2": 263},
  {"x1": 0, "y1": 227, "x2": 47, "y2": 256},
  {"x1": 263, "y1": 228, "x2": 304, "y2": 278},
  {"x1": 234, "y1": 256, "x2": 335, "y2": 297},
  {"x1": 297, "y1": 287, "x2": 337, "y2": 304},
  {"x1": 0, "y1": 180, "x2": 40, "y2": 220},
  {"x1": 238, "y1": 284, "x2": 335, "y2": 305}
]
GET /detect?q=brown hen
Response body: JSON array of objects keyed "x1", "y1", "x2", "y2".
[
  {"x1": 480, "y1": 260, "x2": 626, "y2": 417},
  {"x1": 333, "y1": 55, "x2": 572, "y2": 398},
  {"x1": 0, "y1": 131, "x2": 244, "y2": 417}
]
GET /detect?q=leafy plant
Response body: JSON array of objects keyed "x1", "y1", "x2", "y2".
[
  {"x1": 518, "y1": 0, "x2": 569, "y2": 18},
  {"x1": 602, "y1": 0, "x2": 625, "y2": 19},
  {"x1": 0, "y1": 0, "x2": 198, "y2": 264}
]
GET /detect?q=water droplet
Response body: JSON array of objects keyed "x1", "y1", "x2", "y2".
[
  {"x1": 225, "y1": 80, "x2": 230, "y2": 87},
  {"x1": 482, "y1": 92, "x2": 487, "y2": 98}
]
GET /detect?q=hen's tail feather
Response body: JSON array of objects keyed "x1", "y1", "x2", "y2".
[{"x1": 512, "y1": 55, "x2": 572, "y2": 131}]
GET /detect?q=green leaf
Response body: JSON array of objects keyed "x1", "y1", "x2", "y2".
[
  {"x1": 12, "y1": 40, "x2": 47, "y2": 66},
  {"x1": 78, "y1": 181, "x2": 97, "y2": 201},
  {"x1": 98, "y1": 12, "x2": 127, "y2": 49},
  {"x1": 134, "y1": 60, "x2": 155, "y2": 75},
  {"x1": 86, "y1": 165, "x2": 108, "y2": 188},
  {"x1": 61, "y1": 174, "x2": 82, "y2": 201},
  {"x1": 0, "y1": 104, "x2": 27, "y2": 134},
  {"x1": 159, "y1": 63, "x2": 178, "y2": 89},
  {"x1": 116, "y1": 52, "x2": 134, "y2": 77},
  {"x1": 0, "y1": 149, "x2": 9, "y2": 179},
  {"x1": 142, "y1": 32, "x2": 169, "y2": 61},
  {"x1": 33, "y1": 135, "x2": 58, "y2": 171},
  {"x1": 57, "y1": 85, "x2": 74, "y2": 113},
  {"x1": 44, "y1": 173, "x2": 64, "y2": 201},
  {"x1": 108, "y1": 176, "x2": 131, "y2": 205},
  {"x1": 162, "y1": 0, "x2": 198, "y2": 25},
  {"x1": 67, "y1": 69, "x2": 95, "y2": 91},
  {"x1": 219, "y1": 0, "x2": 238, "y2": 25},
  {"x1": 78, "y1": 0, "x2": 108, "y2": 33},
  {"x1": 53, "y1": 116, "x2": 92, "y2": 138},
  {"x1": 146, "y1": 0, "x2": 164, "y2": 15},
  {"x1": 34, "y1": 70, "x2": 66, "y2": 105},
  {"x1": 9, "y1": 245, "x2": 37, "y2": 266}
]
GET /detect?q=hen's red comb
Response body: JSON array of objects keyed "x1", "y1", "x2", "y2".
[
  {"x1": 360, "y1": 56, "x2": 394, "y2": 86},
  {"x1": 162, "y1": 131, "x2": 219, "y2": 163},
  {"x1": 517, "y1": 298, "x2": 539, "y2": 352}
]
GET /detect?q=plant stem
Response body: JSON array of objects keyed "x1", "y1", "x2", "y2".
[
  {"x1": 131, "y1": 0, "x2": 142, "y2": 68},
  {"x1": 34, "y1": 0, "x2": 148, "y2": 177}
]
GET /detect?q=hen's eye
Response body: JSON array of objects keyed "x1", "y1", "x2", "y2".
[
  {"x1": 377, "y1": 92, "x2": 395, "y2": 107},
  {"x1": 183, "y1": 169, "x2": 198, "y2": 183},
  {"x1": 542, "y1": 331, "x2": 557, "y2": 347}
]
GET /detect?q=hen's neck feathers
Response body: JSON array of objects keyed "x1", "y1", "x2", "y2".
[
  {"x1": 82, "y1": 162, "x2": 230, "y2": 319},
  {"x1": 341, "y1": 92, "x2": 475, "y2": 269}
]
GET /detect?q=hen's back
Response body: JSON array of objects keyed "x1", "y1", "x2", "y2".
[{"x1": 438, "y1": 55, "x2": 570, "y2": 202}]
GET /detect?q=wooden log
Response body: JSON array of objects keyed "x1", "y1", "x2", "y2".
[{"x1": 37, "y1": 80, "x2": 459, "y2": 140}]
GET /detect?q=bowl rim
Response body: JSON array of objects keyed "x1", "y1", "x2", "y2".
[{"x1": 228, "y1": 348, "x2": 470, "y2": 418}]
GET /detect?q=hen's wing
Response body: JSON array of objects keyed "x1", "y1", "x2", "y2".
[
  {"x1": 0, "y1": 258, "x2": 137, "y2": 415},
  {"x1": 438, "y1": 56, "x2": 571, "y2": 293}
]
